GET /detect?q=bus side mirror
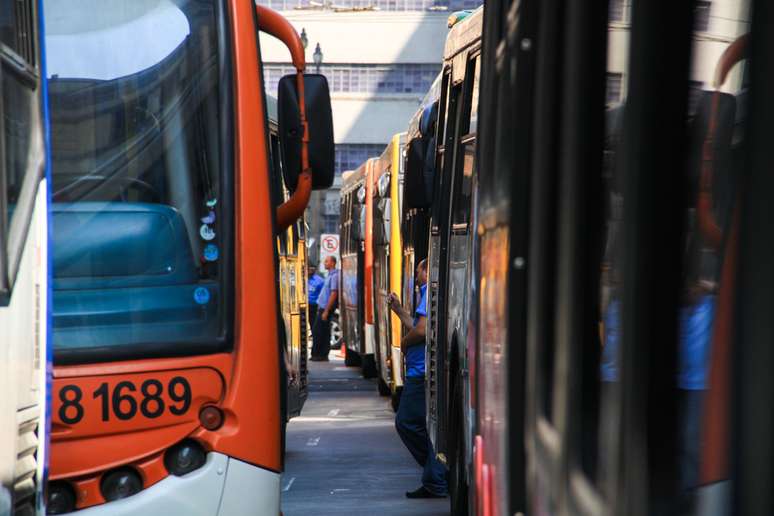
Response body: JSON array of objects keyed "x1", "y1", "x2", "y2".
[{"x1": 278, "y1": 73, "x2": 335, "y2": 191}]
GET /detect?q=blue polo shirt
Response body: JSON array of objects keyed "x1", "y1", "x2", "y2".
[
  {"x1": 406, "y1": 283, "x2": 427, "y2": 378},
  {"x1": 678, "y1": 295, "x2": 715, "y2": 390},
  {"x1": 317, "y1": 268, "x2": 339, "y2": 310},
  {"x1": 308, "y1": 274, "x2": 325, "y2": 305}
]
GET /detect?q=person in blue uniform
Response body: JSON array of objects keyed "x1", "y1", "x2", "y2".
[
  {"x1": 307, "y1": 265, "x2": 325, "y2": 328},
  {"x1": 387, "y1": 259, "x2": 448, "y2": 499},
  {"x1": 311, "y1": 256, "x2": 339, "y2": 361}
]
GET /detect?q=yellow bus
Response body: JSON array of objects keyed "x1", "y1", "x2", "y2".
[
  {"x1": 372, "y1": 133, "x2": 408, "y2": 410},
  {"x1": 267, "y1": 96, "x2": 309, "y2": 445}
]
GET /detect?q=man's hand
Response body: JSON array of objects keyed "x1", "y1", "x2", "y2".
[
  {"x1": 322, "y1": 310, "x2": 329, "y2": 321},
  {"x1": 387, "y1": 292, "x2": 402, "y2": 313}
]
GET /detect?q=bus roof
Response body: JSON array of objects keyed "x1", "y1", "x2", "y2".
[
  {"x1": 444, "y1": 6, "x2": 483, "y2": 61},
  {"x1": 341, "y1": 157, "x2": 376, "y2": 193},
  {"x1": 374, "y1": 133, "x2": 407, "y2": 182}
]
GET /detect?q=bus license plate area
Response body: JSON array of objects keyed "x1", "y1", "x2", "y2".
[{"x1": 52, "y1": 368, "x2": 224, "y2": 435}]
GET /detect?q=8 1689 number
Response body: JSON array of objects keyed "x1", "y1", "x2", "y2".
[{"x1": 58, "y1": 376, "x2": 192, "y2": 424}]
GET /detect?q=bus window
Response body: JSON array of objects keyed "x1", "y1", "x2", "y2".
[
  {"x1": 48, "y1": 0, "x2": 231, "y2": 360},
  {"x1": 469, "y1": 56, "x2": 481, "y2": 135},
  {"x1": 451, "y1": 56, "x2": 479, "y2": 227},
  {"x1": 0, "y1": 0, "x2": 35, "y2": 64},
  {"x1": 2, "y1": 18, "x2": 38, "y2": 230}
]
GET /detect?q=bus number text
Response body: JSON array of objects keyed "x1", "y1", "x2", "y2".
[{"x1": 58, "y1": 376, "x2": 192, "y2": 424}]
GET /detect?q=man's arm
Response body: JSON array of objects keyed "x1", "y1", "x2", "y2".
[
  {"x1": 400, "y1": 316, "x2": 426, "y2": 353},
  {"x1": 387, "y1": 293, "x2": 415, "y2": 330},
  {"x1": 322, "y1": 290, "x2": 338, "y2": 321}
]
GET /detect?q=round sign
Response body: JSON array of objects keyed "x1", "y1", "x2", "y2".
[
  {"x1": 200, "y1": 224, "x2": 216, "y2": 241},
  {"x1": 203, "y1": 244, "x2": 219, "y2": 262},
  {"x1": 194, "y1": 287, "x2": 211, "y2": 305},
  {"x1": 322, "y1": 235, "x2": 338, "y2": 253}
]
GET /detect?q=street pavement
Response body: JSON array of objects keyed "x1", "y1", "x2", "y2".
[{"x1": 281, "y1": 350, "x2": 449, "y2": 516}]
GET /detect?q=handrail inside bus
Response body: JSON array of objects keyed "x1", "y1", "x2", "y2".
[{"x1": 256, "y1": 5, "x2": 312, "y2": 233}]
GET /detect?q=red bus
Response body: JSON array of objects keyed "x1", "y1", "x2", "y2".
[{"x1": 45, "y1": 2, "x2": 333, "y2": 513}]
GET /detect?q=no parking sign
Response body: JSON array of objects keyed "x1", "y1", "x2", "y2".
[{"x1": 320, "y1": 233, "x2": 340, "y2": 268}]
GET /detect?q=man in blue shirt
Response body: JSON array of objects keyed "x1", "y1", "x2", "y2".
[
  {"x1": 307, "y1": 265, "x2": 325, "y2": 328},
  {"x1": 388, "y1": 259, "x2": 448, "y2": 498},
  {"x1": 311, "y1": 256, "x2": 339, "y2": 361}
]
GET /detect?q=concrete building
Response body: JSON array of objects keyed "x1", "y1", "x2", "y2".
[{"x1": 257, "y1": 0, "x2": 482, "y2": 263}]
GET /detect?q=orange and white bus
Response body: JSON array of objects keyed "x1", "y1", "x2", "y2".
[
  {"x1": 339, "y1": 159, "x2": 378, "y2": 377},
  {"x1": 44, "y1": 1, "x2": 333, "y2": 513}
]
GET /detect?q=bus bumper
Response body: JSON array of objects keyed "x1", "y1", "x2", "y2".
[{"x1": 63, "y1": 452, "x2": 280, "y2": 516}]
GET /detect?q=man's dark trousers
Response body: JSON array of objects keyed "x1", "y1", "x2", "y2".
[
  {"x1": 311, "y1": 309, "x2": 330, "y2": 358},
  {"x1": 308, "y1": 303, "x2": 318, "y2": 329},
  {"x1": 395, "y1": 377, "x2": 448, "y2": 495}
]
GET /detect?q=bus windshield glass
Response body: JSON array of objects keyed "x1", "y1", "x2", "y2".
[{"x1": 46, "y1": 0, "x2": 232, "y2": 363}]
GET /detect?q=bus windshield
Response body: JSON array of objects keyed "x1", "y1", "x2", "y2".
[{"x1": 46, "y1": 0, "x2": 232, "y2": 363}]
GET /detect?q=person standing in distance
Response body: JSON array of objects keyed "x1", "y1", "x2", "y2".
[
  {"x1": 311, "y1": 256, "x2": 339, "y2": 361},
  {"x1": 387, "y1": 259, "x2": 448, "y2": 498},
  {"x1": 307, "y1": 265, "x2": 325, "y2": 329}
]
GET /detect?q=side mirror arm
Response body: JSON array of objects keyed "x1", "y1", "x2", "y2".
[{"x1": 256, "y1": 5, "x2": 312, "y2": 233}]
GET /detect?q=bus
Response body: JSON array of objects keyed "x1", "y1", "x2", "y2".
[
  {"x1": 44, "y1": 1, "x2": 333, "y2": 513},
  {"x1": 471, "y1": 0, "x2": 769, "y2": 514},
  {"x1": 0, "y1": 1, "x2": 50, "y2": 514},
  {"x1": 266, "y1": 95, "x2": 309, "y2": 446},
  {"x1": 422, "y1": 8, "x2": 482, "y2": 515},
  {"x1": 371, "y1": 133, "x2": 407, "y2": 409},
  {"x1": 339, "y1": 158, "x2": 377, "y2": 377}
]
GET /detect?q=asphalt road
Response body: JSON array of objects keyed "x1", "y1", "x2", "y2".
[{"x1": 281, "y1": 350, "x2": 449, "y2": 516}]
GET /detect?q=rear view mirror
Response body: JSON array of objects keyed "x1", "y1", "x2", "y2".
[{"x1": 278, "y1": 74, "x2": 334, "y2": 191}]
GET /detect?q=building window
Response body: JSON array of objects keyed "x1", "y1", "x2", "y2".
[
  {"x1": 255, "y1": 0, "x2": 482, "y2": 11},
  {"x1": 264, "y1": 63, "x2": 440, "y2": 96},
  {"x1": 335, "y1": 143, "x2": 384, "y2": 176},
  {"x1": 694, "y1": 1, "x2": 712, "y2": 32},
  {"x1": 606, "y1": 73, "x2": 623, "y2": 105}
]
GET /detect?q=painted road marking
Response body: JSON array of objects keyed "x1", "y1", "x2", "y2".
[
  {"x1": 283, "y1": 477, "x2": 296, "y2": 492},
  {"x1": 306, "y1": 437, "x2": 320, "y2": 446},
  {"x1": 327, "y1": 409, "x2": 340, "y2": 417}
]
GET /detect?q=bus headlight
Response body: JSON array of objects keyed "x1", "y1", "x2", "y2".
[
  {"x1": 164, "y1": 440, "x2": 206, "y2": 476},
  {"x1": 100, "y1": 468, "x2": 142, "y2": 502},
  {"x1": 47, "y1": 482, "x2": 76, "y2": 514}
]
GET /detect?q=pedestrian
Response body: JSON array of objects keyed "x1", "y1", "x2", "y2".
[
  {"x1": 310, "y1": 256, "x2": 339, "y2": 361},
  {"x1": 307, "y1": 265, "x2": 325, "y2": 328},
  {"x1": 387, "y1": 259, "x2": 448, "y2": 499}
]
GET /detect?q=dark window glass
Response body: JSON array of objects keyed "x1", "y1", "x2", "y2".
[
  {"x1": 47, "y1": 0, "x2": 231, "y2": 359},
  {"x1": 0, "y1": 0, "x2": 36, "y2": 65},
  {"x1": 451, "y1": 142, "x2": 474, "y2": 226},
  {"x1": 4, "y1": 70, "x2": 36, "y2": 226}
]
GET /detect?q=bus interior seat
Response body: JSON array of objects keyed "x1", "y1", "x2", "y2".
[{"x1": 51, "y1": 202, "x2": 218, "y2": 353}]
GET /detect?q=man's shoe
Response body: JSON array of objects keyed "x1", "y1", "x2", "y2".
[{"x1": 405, "y1": 487, "x2": 446, "y2": 499}]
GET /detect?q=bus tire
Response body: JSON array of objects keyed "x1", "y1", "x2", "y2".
[
  {"x1": 377, "y1": 377, "x2": 391, "y2": 396},
  {"x1": 362, "y1": 355, "x2": 377, "y2": 379}
]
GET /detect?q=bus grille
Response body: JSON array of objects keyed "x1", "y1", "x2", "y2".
[
  {"x1": 427, "y1": 282, "x2": 439, "y2": 422},
  {"x1": 299, "y1": 309, "x2": 308, "y2": 390},
  {"x1": 14, "y1": 408, "x2": 38, "y2": 516}
]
